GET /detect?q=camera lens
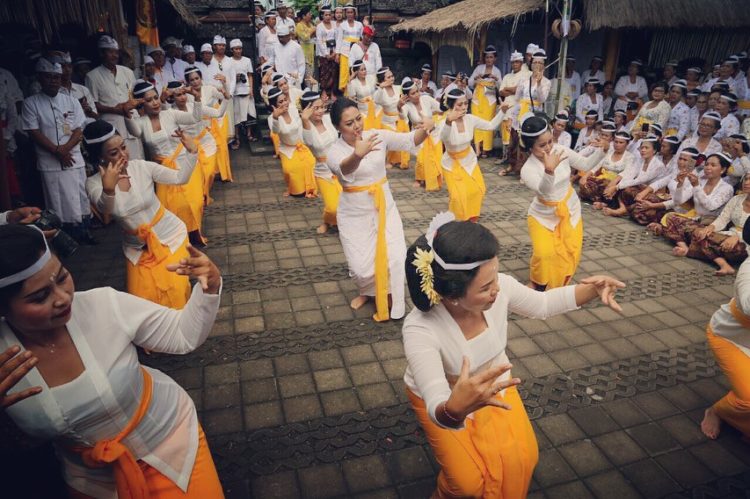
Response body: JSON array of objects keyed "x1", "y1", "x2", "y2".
[{"x1": 49, "y1": 231, "x2": 78, "y2": 258}]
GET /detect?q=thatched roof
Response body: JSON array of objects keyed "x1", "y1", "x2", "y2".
[
  {"x1": 390, "y1": 0, "x2": 544, "y2": 36},
  {"x1": 167, "y1": 0, "x2": 200, "y2": 28},
  {"x1": 583, "y1": 0, "x2": 750, "y2": 30}
]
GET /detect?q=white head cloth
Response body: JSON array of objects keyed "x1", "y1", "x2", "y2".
[
  {"x1": 425, "y1": 212, "x2": 493, "y2": 271},
  {"x1": 0, "y1": 226, "x2": 51, "y2": 288}
]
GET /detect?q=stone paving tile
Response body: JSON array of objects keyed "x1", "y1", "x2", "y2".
[{"x1": 58, "y1": 152, "x2": 750, "y2": 499}]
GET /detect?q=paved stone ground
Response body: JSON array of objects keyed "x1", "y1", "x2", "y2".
[{"x1": 66, "y1": 149, "x2": 750, "y2": 499}]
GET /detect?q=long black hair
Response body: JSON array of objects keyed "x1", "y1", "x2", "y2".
[
  {"x1": 0, "y1": 224, "x2": 49, "y2": 307},
  {"x1": 405, "y1": 221, "x2": 499, "y2": 312}
]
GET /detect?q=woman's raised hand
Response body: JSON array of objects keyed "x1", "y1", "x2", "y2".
[
  {"x1": 300, "y1": 103, "x2": 315, "y2": 123},
  {"x1": 166, "y1": 245, "x2": 221, "y2": 294},
  {"x1": 445, "y1": 106, "x2": 466, "y2": 123},
  {"x1": 173, "y1": 128, "x2": 198, "y2": 154},
  {"x1": 0, "y1": 346, "x2": 41, "y2": 409},
  {"x1": 579, "y1": 275, "x2": 626, "y2": 312},
  {"x1": 543, "y1": 149, "x2": 566, "y2": 174},
  {"x1": 445, "y1": 357, "x2": 520, "y2": 420},
  {"x1": 353, "y1": 134, "x2": 381, "y2": 158},
  {"x1": 99, "y1": 156, "x2": 128, "y2": 193}
]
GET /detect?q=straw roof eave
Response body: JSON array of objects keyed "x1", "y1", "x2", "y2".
[
  {"x1": 583, "y1": 0, "x2": 750, "y2": 30},
  {"x1": 167, "y1": 0, "x2": 201, "y2": 28},
  {"x1": 390, "y1": 0, "x2": 545, "y2": 37}
]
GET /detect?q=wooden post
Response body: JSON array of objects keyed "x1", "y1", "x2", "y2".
[
  {"x1": 432, "y1": 44, "x2": 439, "y2": 84},
  {"x1": 603, "y1": 29, "x2": 621, "y2": 82},
  {"x1": 478, "y1": 25, "x2": 488, "y2": 59}
]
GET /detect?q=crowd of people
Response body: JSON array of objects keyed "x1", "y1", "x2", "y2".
[{"x1": 0, "y1": 2, "x2": 749, "y2": 497}]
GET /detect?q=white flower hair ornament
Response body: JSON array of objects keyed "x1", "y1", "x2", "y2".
[{"x1": 412, "y1": 212, "x2": 493, "y2": 306}]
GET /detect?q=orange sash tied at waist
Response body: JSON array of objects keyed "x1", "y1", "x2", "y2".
[
  {"x1": 70, "y1": 368, "x2": 153, "y2": 499},
  {"x1": 342, "y1": 177, "x2": 390, "y2": 322},
  {"x1": 127, "y1": 204, "x2": 170, "y2": 268},
  {"x1": 538, "y1": 186, "x2": 577, "y2": 268}
]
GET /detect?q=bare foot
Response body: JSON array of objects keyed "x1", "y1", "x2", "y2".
[
  {"x1": 305, "y1": 192, "x2": 318, "y2": 198},
  {"x1": 672, "y1": 244, "x2": 688, "y2": 257},
  {"x1": 385, "y1": 163, "x2": 393, "y2": 169},
  {"x1": 715, "y1": 265, "x2": 736, "y2": 276},
  {"x1": 283, "y1": 191, "x2": 290, "y2": 197},
  {"x1": 316, "y1": 223, "x2": 329, "y2": 234},
  {"x1": 413, "y1": 181, "x2": 422, "y2": 189},
  {"x1": 592, "y1": 202, "x2": 605, "y2": 210},
  {"x1": 700, "y1": 407, "x2": 722, "y2": 439},
  {"x1": 350, "y1": 295, "x2": 369, "y2": 310}
]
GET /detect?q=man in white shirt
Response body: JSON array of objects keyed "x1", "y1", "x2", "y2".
[
  {"x1": 85, "y1": 35, "x2": 144, "y2": 160},
  {"x1": 211, "y1": 35, "x2": 237, "y2": 138},
  {"x1": 163, "y1": 37, "x2": 189, "y2": 83},
  {"x1": 228, "y1": 39, "x2": 257, "y2": 147},
  {"x1": 272, "y1": 25, "x2": 306, "y2": 88},
  {"x1": 0, "y1": 64, "x2": 24, "y2": 161},
  {"x1": 666, "y1": 79, "x2": 691, "y2": 140},
  {"x1": 258, "y1": 11, "x2": 279, "y2": 64},
  {"x1": 348, "y1": 25, "x2": 382, "y2": 76},
  {"x1": 563, "y1": 56, "x2": 582, "y2": 99},
  {"x1": 663, "y1": 61, "x2": 678, "y2": 87},
  {"x1": 276, "y1": 3, "x2": 296, "y2": 35},
  {"x1": 146, "y1": 46, "x2": 168, "y2": 93},
  {"x1": 58, "y1": 52, "x2": 97, "y2": 124},
  {"x1": 182, "y1": 45, "x2": 197, "y2": 66},
  {"x1": 22, "y1": 59, "x2": 92, "y2": 240}
]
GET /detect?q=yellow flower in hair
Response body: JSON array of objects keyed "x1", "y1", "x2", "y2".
[{"x1": 412, "y1": 247, "x2": 441, "y2": 306}]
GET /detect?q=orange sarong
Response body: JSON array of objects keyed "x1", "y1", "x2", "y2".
[
  {"x1": 408, "y1": 387, "x2": 538, "y2": 498},
  {"x1": 68, "y1": 369, "x2": 224, "y2": 499},
  {"x1": 706, "y1": 301, "x2": 750, "y2": 438},
  {"x1": 125, "y1": 205, "x2": 190, "y2": 309}
]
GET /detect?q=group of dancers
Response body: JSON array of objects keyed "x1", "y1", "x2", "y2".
[{"x1": 1, "y1": 44, "x2": 749, "y2": 499}]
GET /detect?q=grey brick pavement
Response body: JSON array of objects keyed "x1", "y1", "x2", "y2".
[{"x1": 65, "y1": 150, "x2": 750, "y2": 498}]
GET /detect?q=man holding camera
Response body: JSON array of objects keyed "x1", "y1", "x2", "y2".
[
  {"x1": 21, "y1": 59, "x2": 95, "y2": 244},
  {"x1": 228, "y1": 38, "x2": 257, "y2": 148}
]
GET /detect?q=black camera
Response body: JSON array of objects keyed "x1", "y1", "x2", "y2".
[
  {"x1": 237, "y1": 73, "x2": 247, "y2": 84},
  {"x1": 626, "y1": 101, "x2": 639, "y2": 111},
  {"x1": 32, "y1": 210, "x2": 78, "y2": 258},
  {"x1": 326, "y1": 39, "x2": 336, "y2": 49}
]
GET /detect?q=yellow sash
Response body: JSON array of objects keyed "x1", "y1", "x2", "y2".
[
  {"x1": 338, "y1": 36, "x2": 360, "y2": 92},
  {"x1": 538, "y1": 186, "x2": 576, "y2": 268},
  {"x1": 446, "y1": 147, "x2": 486, "y2": 219},
  {"x1": 361, "y1": 96, "x2": 381, "y2": 130},
  {"x1": 342, "y1": 177, "x2": 390, "y2": 322},
  {"x1": 126, "y1": 204, "x2": 168, "y2": 268},
  {"x1": 518, "y1": 98, "x2": 541, "y2": 120}
]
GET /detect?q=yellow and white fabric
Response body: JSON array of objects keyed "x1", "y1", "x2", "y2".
[
  {"x1": 325, "y1": 130, "x2": 417, "y2": 321},
  {"x1": 1, "y1": 282, "x2": 220, "y2": 498},
  {"x1": 439, "y1": 112, "x2": 505, "y2": 220},
  {"x1": 303, "y1": 114, "x2": 342, "y2": 226},
  {"x1": 270, "y1": 105, "x2": 316, "y2": 196},
  {"x1": 347, "y1": 75, "x2": 379, "y2": 130},
  {"x1": 671, "y1": 176, "x2": 734, "y2": 219},
  {"x1": 403, "y1": 95, "x2": 444, "y2": 191}
]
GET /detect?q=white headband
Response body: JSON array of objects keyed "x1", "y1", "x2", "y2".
[
  {"x1": 84, "y1": 127, "x2": 116, "y2": 145},
  {"x1": 0, "y1": 226, "x2": 51, "y2": 288},
  {"x1": 425, "y1": 212, "x2": 493, "y2": 271},
  {"x1": 133, "y1": 83, "x2": 156, "y2": 96}
]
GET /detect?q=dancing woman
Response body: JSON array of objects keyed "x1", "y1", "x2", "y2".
[
  {"x1": 346, "y1": 60, "x2": 380, "y2": 130},
  {"x1": 125, "y1": 81, "x2": 206, "y2": 246},
  {"x1": 0, "y1": 223, "x2": 224, "y2": 498},
  {"x1": 268, "y1": 86, "x2": 317, "y2": 197},
  {"x1": 401, "y1": 79, "x2": 443, "y2": 191},
  {"x1": 519, "y1": 115, "x2": 608, "y2": 289},
  {"x1": 439, "y1": 89, "x2": 504, "y2": 221},
  {"x1": 301, "y1": 91, "x2": 342, "y2": 234},
  {"x1": 701, "y1": 217, "x2": 750, "y2": 441},
  {"x1": 325, "y1": 98, "x2": 431, "y2": 321},
  {"x1": 184, "y1": 66, "x2": 233, "y2": 182},
  {"x1": 373, "y1": 67, "x2": 410, "y2": 169},
  {"x1": 403, "y1": 214, "x2": 624, "y2": 498},
  {"x1": 84, "y1": 120, "x2": 199, "y2": 308}
]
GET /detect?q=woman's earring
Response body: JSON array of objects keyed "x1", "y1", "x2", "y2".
[{"x1": 452, "y1": 300, "x2": 459, "y2": 306}]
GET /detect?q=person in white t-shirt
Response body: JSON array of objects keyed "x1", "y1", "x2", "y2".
[{"x1": 228, "y1": 39, "x2": 257, "y2": 148}]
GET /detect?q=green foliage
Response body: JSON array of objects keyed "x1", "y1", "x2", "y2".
[{"x1": 287, "y1": 0, "x2": 320, "y2": 14}]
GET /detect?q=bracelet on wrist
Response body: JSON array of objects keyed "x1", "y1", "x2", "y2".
[{"x1": 442, "y1": 402, "x2": 463, "y2": 425}]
